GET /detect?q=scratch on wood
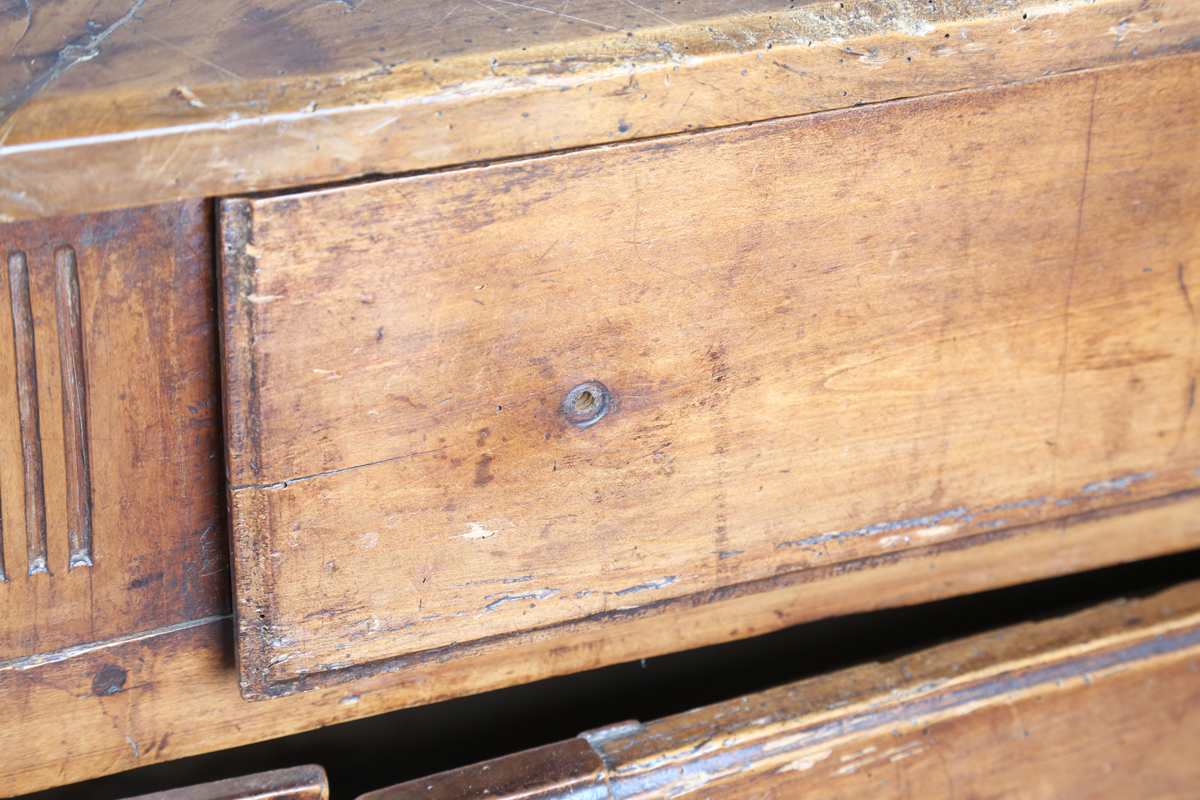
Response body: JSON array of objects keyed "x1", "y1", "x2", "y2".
[
  {"x1": 1080, "y1": 472, "x2": 1156, "y2": 494},
  {"x1": 482, "y1": 588, "x2": 559, "y2": 612},
  {"x1": 0, "y1": 0, "x2": 148, "y2": 128},
  {"x1": 13, "y1": 0, "x2": 32, "y2": 50},
  {"x1": 1052, "y1": 72, "x2": 1100, "y2": 489},
  {"x1": 778, "y1": 507, "x2": 970, "y2": 548},
  {"x1": 229, "y1": 446, "x2": 451, "y2": 491},
  {"x1": 614, "y1": 576, "x2": 678, "y2": 595},
  {"x1": 1173, "y1": 263, "x2": 1197, "y2": 454},
  {"x1": 985, "y1": 496, "x2": 1052, "y2": 512},
  {"x1": 483, "y1": 0, "x2": 619, "y2": 30},
  {"x1": 141, "y1": 33, "x2": 245, "y2": 81}
]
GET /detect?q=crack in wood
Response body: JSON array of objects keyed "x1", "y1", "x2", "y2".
[{"x1": 0, "y1": 0, "x2": 148, "y2": 129}]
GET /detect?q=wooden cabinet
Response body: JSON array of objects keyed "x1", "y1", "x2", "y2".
[{"x1": 1, "y1": 0, "x2": 1199, "y2": 795}]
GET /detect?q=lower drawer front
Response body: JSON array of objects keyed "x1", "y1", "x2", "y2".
[
  {"x1": 126, "y1": 766, "x2": 328, "y2": 800},
  {"x1": 359, "y1": 578, "x2": 1200, "y2": 800},
  {"x1": 220, "y1": 55, "x2": 1200, "y2": 698}
]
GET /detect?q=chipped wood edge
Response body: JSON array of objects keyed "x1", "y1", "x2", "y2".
[{"x1": 216, "y1": 197, "x2": 276, "y2": 698}]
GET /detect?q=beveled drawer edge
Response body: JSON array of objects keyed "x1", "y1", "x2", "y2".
[{"x1": 233, "y1": 490, "x2": 1200, "y2": 698}]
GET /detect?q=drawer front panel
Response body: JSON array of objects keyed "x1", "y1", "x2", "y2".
[
  {"x1": 363, "y1": 580, "x2": 1200, "y2": 800},
  {"x1": 221, "y1": 56, "x2": 1200, "y2": 697}
]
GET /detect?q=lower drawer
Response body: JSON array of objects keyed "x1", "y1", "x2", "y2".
[{"x1": 361, "y1": 576, "x2": 1200, "y2": 800}]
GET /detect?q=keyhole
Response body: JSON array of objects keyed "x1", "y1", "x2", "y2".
[{"x1": 562, "y1": 381, "x2": 610, "y2": 427}]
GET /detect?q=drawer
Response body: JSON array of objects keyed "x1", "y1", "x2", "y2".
[
  {"x1": 219, "y1": 56, "x2": 1200, "y2": 698},
  {"x1": 358, "y1": 578, "x2": 1200, "y2": 800},
  {"x1": 125, "y1": 766, "x2": 327, "y2": 800}
]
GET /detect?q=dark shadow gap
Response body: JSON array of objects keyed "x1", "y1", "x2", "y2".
[{"x1": 24, "y1": 546, "x2": 1200, "y2": 800}]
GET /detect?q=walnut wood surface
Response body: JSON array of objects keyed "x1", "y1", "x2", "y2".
[
  {"x1": 2, "y1": 0, "x2": 1199, "y2": 220},
  {"x1": 222, "y1": 55, "x2": 1200, "y2": 697},
  {"x1": 357, "y1": 740, "x2": 605, "y2": 800},
  {"x1": 361, "y1": 577, "x2": 1200, "y2": 800},
  {"x1": 0, "y1": 201, "x2": 226, "y2": 659},
  {"x1": 4, "y1": 492, "x2": 1199, "y2": 796},
  {"x1": 123, "y1": 765, "x2": 328, "y2": 800}
]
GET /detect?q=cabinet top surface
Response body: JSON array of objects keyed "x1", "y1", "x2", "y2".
[{"x1": 3, "y1": 0, "x2": 1196, "y2": 221}]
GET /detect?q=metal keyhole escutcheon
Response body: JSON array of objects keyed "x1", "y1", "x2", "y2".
[{"x1": 562, "y1": 381, "x2": 611, "y2": 427}]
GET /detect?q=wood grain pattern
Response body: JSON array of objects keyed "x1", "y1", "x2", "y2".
[
  {"x1": 222, "y1": 55, "x2": 1200, "y2": 697},
  {"x1": 123, "y1": 765, "x2": 328, "y2": 800},
  {"x1": 4, "y1": 491, "x2": 1199, "y2": 796},
  {"x1": 357, "y1": 740, "x2": 605, "y2": 800},
  {"x1": 359, "y1": 577, "x2": 1200, "y2": 800},
  {"x1": 2, "y1": 0, "x2": 1199, "y2": 220},
  {"x1": 0, "y1": 201, "x2": 226, "y2": 659}
]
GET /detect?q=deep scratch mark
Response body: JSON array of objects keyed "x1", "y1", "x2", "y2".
[
  {"x1": 618, "y1": 0, "x2": 677, "y2": 26},
  {"x1": 230, "y1": 446, "x2": 451, "y2": 491},
  {"x1": 270, "y1": 0, "x2": 358, "y2": 22},
  {"x1": 1051, "y1": 73, "x2": 1100, "y2": 488},
  {"x1": 1174, "y1": 263, "x2": 1198, "y2": 454},
  {"x1": 778, "y1": 507, "x2": 970, "y2": 548},
  {"x1": 484, "y1": 0, "x2": 618, "y2": 30},
  {"x1": 984, "y1": 497, "x2": 1051, "y2": 513},
  {"x1": 435, "y1": 3, "x2": 464, "y2": 26},
  {"x1": 1178, "y1": 377, "x2": 1197, "y2": 448},
  {"x1": 141, "y1": 33, "x2": 244, "y2": 80},
  {"x1": 12, "y1": 0, "x2": 32, "y2": 51},
  {"x1": 1180, "y1": 263, "x2": 1196, "y2": 318},
  {"x1": 482, "y1": 588, "x2": 559, "y2": 612},
  {"x1": 1080, "y1": 472, "x2": 1155, "y2": 494},
  {"x1": 614, "y1": 576, "x2": 677, "y2": 595},
  {"x1": 0, "y1": 0, "x2": 147, "y2": 128}
]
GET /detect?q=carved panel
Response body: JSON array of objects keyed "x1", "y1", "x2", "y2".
[
  {"x1": 3, "y1": 247, "x2": 93, "y2": 579},
  {"x1": 0, "y1": 202, "x2": 226, "y2": 659}
]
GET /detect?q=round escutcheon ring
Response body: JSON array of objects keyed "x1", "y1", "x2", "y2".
[{"x1": 562, "y1": 380, "x2": 611, "y2": 427}]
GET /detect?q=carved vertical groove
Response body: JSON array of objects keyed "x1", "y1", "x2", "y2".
[
  {"x1": 55, "y1": 246, "x2": 92, "y2": 569},
  {"x1": 8, "y1": 251, "x2": 48, "y2": 575}
]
